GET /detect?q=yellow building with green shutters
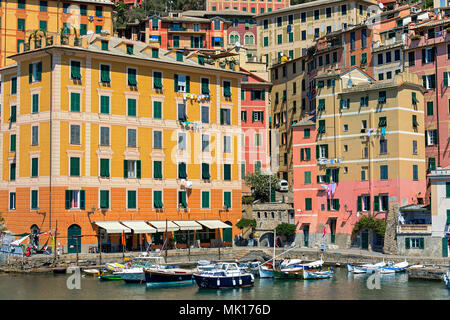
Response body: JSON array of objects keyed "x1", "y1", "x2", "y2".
[{"x1": 0, "y1": 33, "x2": 244, "y2": 252}]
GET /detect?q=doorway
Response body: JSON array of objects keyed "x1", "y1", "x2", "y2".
[
  {"x1": 361, "y1": 229, "x2": 369, "y2": 250},
  {"x1": 303, "y1": 225, "x2": 309, "y2": 247},
  {"x1": 329, "y1": 219, "x2": 336, "y2": 244},
  {"x1": 67, "y1": 224, "x2": 81, "y2": 254}
]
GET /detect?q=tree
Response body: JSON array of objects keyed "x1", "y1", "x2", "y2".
[
  {"x1": 275, "y1": 223, "x2": 296, "y2": 237},
  {"x1": 352, "y1": 215, "x2": 386, "y2": 239},
  {"x1": 245, "y1": 172, "x2": 279, "y2": 202},
  {"x1": 236, "y1": 218, "x2": 256, "y2": 229},
  {"x1": 0, "y1": 213, "x2": 7, "y2": 235}
]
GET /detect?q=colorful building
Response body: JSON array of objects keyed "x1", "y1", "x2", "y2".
[
  {"x1": 240, "y1": 68, "x2": 271, "y2": 181},
  {"x1": 0, "y1": 33, "x2": 244, "y2": 253},
  {"x1": 292, "y1": 67, "x2": 426, "y2": 249},
  {"x1": 0, "y1": 0, "x2": 114, "y2": 67},
  {"x1": 404, "y1": 14, "x2": 450, "y2": 203},
  {"x1": 205, "y1": 0, "x2": 290, "y2": 14},
  {"x1": 255, "y1": 0, "x2": 375, "y2": 67}
]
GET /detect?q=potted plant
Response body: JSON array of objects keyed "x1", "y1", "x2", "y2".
[
  {"x1": 73, "y1": 27, "x2": 81, "y2": 46},
  {"x1": 60, "y1": 27, "x2": 69, "y2": 45},
  {"x1": 410, "y1": 34, "x2": 421, "y2": 41}
]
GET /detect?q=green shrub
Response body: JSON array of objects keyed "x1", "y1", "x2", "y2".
[
  {"x1": 275, "y1": 223, "x2": 297, "y2": 237},
  {"x1": 236, "y1": 218, "x2": 256, "y2": 229},
  {"x1": 352, "y1": 215, "x2": 386, "y2": 239}
]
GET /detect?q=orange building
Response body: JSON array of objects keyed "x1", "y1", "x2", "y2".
[{"x1": 0, "y1": 0, "x2": 114, "y2": 67}]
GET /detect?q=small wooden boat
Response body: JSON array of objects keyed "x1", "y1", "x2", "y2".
[
  {"x1": 83, "y1": 269, "x2": 100, "y2": 277},
  {"x1": 52, "y1": 267, "x2": 67, "y2": 274},
  {"x1": 193, "y1": 263, "x2": 254, "y2": 289},
  {"x1": 379, "y1": 261, "x2": 409, "y2": 274},
  {"x1": 99, "y1": 273, "x2": 123, "y2": 281},
  {"x1": 303, "y1": 268, "x2": 334, "y2": 280},
  {"x1": 144, "y1": 267, "x2": 195, "y2": 287},
  {"x1": 347, "y1": 261, "x2": 386, "y2": 274}
]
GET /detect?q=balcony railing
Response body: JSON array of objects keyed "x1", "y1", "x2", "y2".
[{"x1": 397, "y1": 224, "x2": 432, "y2": 234}]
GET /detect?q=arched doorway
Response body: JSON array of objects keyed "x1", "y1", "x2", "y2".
[
  {"x1": 68, "y1": 224, "x2": 81, "y2": 254},
  {"x1": 259, "y1": 232, "x2": 274, "y2": 247},
  {"x1": 30, "y1": 225, "x2": 40, "y2": 247},
  {"x1": 222, "y1": 221, "x2": 233, "y2": 244}
]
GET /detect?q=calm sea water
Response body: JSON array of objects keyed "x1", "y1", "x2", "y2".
[{"x1": 0, "y1": 268, "x2": 448, "y2": 300}]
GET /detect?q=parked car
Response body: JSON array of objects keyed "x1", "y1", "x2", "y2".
[{"x1": 277, "y1": 180, "x2": 289, "y2": 192}]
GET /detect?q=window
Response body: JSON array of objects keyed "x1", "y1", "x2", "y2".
[
  {"x1": 426, "y1": 101, "x2": 434, "y2": 116},
  {"x1": 127, "y1": 98, "x2": 137, "y2": 117},
  {"x1": 360, "y1": 96, "x2": 369, "y2": 107},
  {"x1": 80, "y1": 24, "x2": 87, "y2": 35},
  {"x1": 80, "y1": 5, "x2": 87, "y2": 15},
  {"x1": 220, "y1": 108, "x2": 231, "y2": 125},
  {"x1": 378, "y1": 91, "x2": 387, "y2": 105},
  {"x1": 350, "y1": 55, "x2": 356, "y2": 66},
  {"x1": 277, "y1": 34, "x2": 282, "y2": 44},
  {"x1": 201, "y1": 78, "x2": 209, "y2": 94},
  {"x1": 378, "y1": 73, "x2": 384, "y2": 81},
  {"x1": 314, "y1": 28, "x2": 319, "y2": 39},
  {"x1": 153, "y1": 161, "x2": 162, "y2": 179},
  {"x1": 153, "y1": 101, "x2": 162, "y2": 119},
  {"x1": 10, "y1": 105, "x2": 16, "y2": 122},
  {"x1": 394, "y1": 49, "x2": 401, "y2": 61},
  {"x1": 350, "y1": 32, "x2": 356, "y2": 51},
  {"x1": 361, "y1": 29, "x2": 367, "y2": 48},
  {"x1": 152, "y1": 48, "x2": 159, "y2": 58},
  {"x1": 63, "y1": 3, "x2": 70, "y2": 13},
  {"x1": 127, "y1": 68, "x2": 137, "y2": 87},
  {"x1": 380, "y1": 138, "x2": 387, "y2": 154},
  {"x1": 18, "y1": 18, "x2": 25, "y2": 31},
  {"x1": 408, "y1": 51, "x2": 415, "y2": 66},
  {"x1": 70, "y1": 92, "x2": 81, "y2": 112},
  {"x1": 100, "y1": 159, "x2": 109, "y2": 178},
  {"x1": 413, "y1": 164, "x2": 418, "y2": 181},
  {"x1": 223, "y1": 81, "x2": 231, "y2": 98},
  {"x1": 177, "y1": 103, "x2": 187, "y2": 122},
  {"x1": 71, "y1": 61, "x2": 81, "y2": 81},
  {"x1": 408, "y1": 238, "x2": 425, "y2": 249},
  {"x1": 318, "y1": 120, "x2": 325, "y2": 134},
  {"x1": 223, "y1": 192, "x2": 232, "y2": 209},
  {"x1": 153, "y1": 131, "x2": 162, "y2": 149},
  {"x1": 100, "y1": 190, "x2": 109, "y2": 209},
  {"x1": 178, "y1": 162, "x2": 187, "y2": 179},
  {"x1": 386, "y1": 51, "x2": 392, "y2": 63},
  {"x1": 223, "y1": 164, "x2": 231, "y2": 180},
  {"x1": 304, "y1": 171, "x2": 311, "y2": 184},
  {"x1": 100, "y1": 127, "x2": 110, "y2": 146},
  {"x1": 426, "y1": 129, "x2": 438, "y2": 146},
  {"x1": 153, "y1": 71, "x2": 162, "y2": 89},
  {"x1": 40, "y1": 20, "x2": 47, "y2": 32},
  {"x1": 422, "y1": 48, "x2": 435, "y2": 64},
  {"x1": 300, "y1": 148, "x2": 311, "y2": 161},
  {"x1": 153, "y1": 190, "x2": 163, "y2": 208},
  {"x1": 241, "y1": 111, "x2": 247, "y2": 122},
  {"x1": 341, "y1": 4, "x2": 347, "y2": 15},
  {"x1": 301, "y1": 12, "x2": 306, "y2": 22},
  {"x1": 263, "y1": 37, "x2": 269, "y2": 47},
  {"x1": 201, "y1": 191, "x2": 210, "y2": 209},
  {"x1": 127, "y1": 190, "x2": 137, "y2": 209},
  {"x1": 314, "y1": 10, "x2": 320, "y2": 20},
  {"x1": 17, "y1": 40, "x2": 24, "y2": 53},
  {"x1": 178, "y1": 132, "x2": 186, "y2": 151},
  {"x1": 29, "y1": 62, "x2": 42, "y2": 83},
  {"x1": 201, "y1": 134, "x2": 210, "y2": 152},
  {"x1": 70, "y1": 124, "x2": 81, "y2": 145},
  {"x1": 10, "y1": 163, "x2": 16, "y2": 181},
  {"x1": 40, "y1": 1, "x2": 47, "y2": 11},
  {"x1": 65, "y1": 190, "x2": 85, "y2": 209},
  {"x1": 70, "y1": 157, "x2": 80, "y2": 176},
  {"x1": 127, "y1": 128, "x2": 137, "y2": 147},
  {"x1": 428, "y1": 157, "x2": 436, "y2": 172},
  {"x1": 304, "y1": 129, "x2": 310, "y2": 138},
  {"x1": 357, "y1": 195, "x2": 370, "y2": 211},
  {"x1": 10, "y1": 192, "x2": 16, "y2": 210},
  {"x1": 305, "y1": 198, "x2": 312, "y2": 211},
  {"x1": 377, "y1": 53, "x2": 383, "y2": 65},
  {"x1": 318, "y1": 144, "x2": 328, "y2": 158},
  {"x1": 252, "y1": 111, "x2": 264, "y2": 122},
  {"x1": 32, "y1": 126, "x2": 39, "y2": 146},
  {"x1": 32, "y1": 94, "x2": 39, "y2": 113},
  {"x1": 361, "y1": 167, "x2": 367, "y2": 181},
  {"x1": 326, "y1": 7, "x2": 331, "y2": 18},
  {"x1": 101, "y1": 40, "x2": 108, "y2": 51},
  {"x1": 386, "y1": 71, "x2": 392, "y2": 80},
  {"x1": 124, "y1": 160, "x2": 141, "y2": 179},
  {"x1": 413, "y1": 140, "x2": 417, "y2": 155},
  {"x1": 201, "y1": 106, "x2": 209, "y2": 124},
  {"x1": 380, "y1": 165, "x2": 388, "y2": 180},
  {"x1": 100, "y1": 64, "x2": 110, "y2": 84},
  {"x1": 255, "y1": 133, "x2": 262, "y2": 147},
  {"x1": 301, "y1": 30, "x2": 306, "y2": 41},
  {"x1": 202, "y1": 163, "x2": 210, "y2": 180},
  {"x1": 223, "y1": 136, "x2": 231, "y2": 153},
  {"x1": 214, "y1": 20, "x2": 221, "y2": 30},
  {"x1": 95, "y1": 6, "x2": 103, "y2": 17},
  {"x1": 31, "y1": 190, "x2": 39, "y2": 209},
  {"x1": 379, "y1": 194, "x2": 389, "y2": 212}
]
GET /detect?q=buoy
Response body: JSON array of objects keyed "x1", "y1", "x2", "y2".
[
  {"x1": 239, "y1": 278, "x2": 242, "y2": 285},
  {"x1": 232, "y1": 279, "x2": 236, "y2": 286},
  {"x1": 217, "y1": 279, "x2": 220, "y2": 287}
]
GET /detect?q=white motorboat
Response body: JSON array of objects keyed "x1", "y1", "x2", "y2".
[
  {"x1": 443, "y1": 271, "x2": 450, "y2": 289},
  {"x1": 114, "y1": 254, "x2": 165, "y2": 283}
]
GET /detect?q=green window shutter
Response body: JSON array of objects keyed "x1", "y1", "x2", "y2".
[
  {"x1": 101, "y1": 40, "x2": 108, "y2": 51},
  {"x1": 31, "y1": 158, "x2": 39, "y2": 177},
  {"x1": 10, "y1": 134, "x2": 16, "y2": 152},
  {"x1": 101, "y1": 65, "x2": 110, "y2": 83},
  {"x1": 419, "y1": 238, "x2": 424, "y2": 249},
  {"x1": 154, "y1": 191, "x2": 162, "y2": 208},
  {"x1": 154, "y1": 161, "x2": 162, "y2": 179},
  {"x1": 123, "y1": 160, "x2": 128, "y2": 178},
  {"x1": 18, "y1": 18, "x2": 25, "y2": 30},
  {"x1": 444, "y1": 72, "x2": 448, "y2": 87},
  {"x1": 31, "y1": 190, "x2": 38, "y2": 209},
  {"x1": 446, "y1": 209, "x2": 450, "y2": 224},
  {"x1": 443, "y1": 237, "x2": 448, "y2": 257},
  {"x1": 201, "y1": 78, "x2": 209, "y2": 94},
  {"x1": 446, "y1": 182, "x2": 450, "y2": 198},
  {"x1": 325, "y1": 168, "x2": 331, "y2": 183},
  {"x1": 327, "y1": 198, "x2": 331, "y2": 211},
  {"x1": 316, "y1": 145, "x2": 319, "y2": 159},
  {"x1": 100, "y1": 190, "x2": 109, "y2": 209},
  {"x1": 71, "y1": 92, "x2": 80, "y2": 112},
  {"x1": 174, "y1": 74, "x2": 179, "y2": 92},
  {"x1": 224, "y1": 192, "x2": 232, "y2": 208},
  {"x1": 136, "y1": 161, "x2": 142, "y2": 179},
  {"x1": 100, "y1": 159, "x2": 109, "y2": 177},
  {"x1": 304, "y1": 129, "x2": 310, "y2": 138},
  {"x1": 80, "y1": 24, "x2": 87, "y2": 36},
  {"x1": 100, "y1": 96, "x2": 109, "y2": 114},
  {"x1": 176, "y1": 52, "x2": 183, "y2": 62},
  {"x1": 29, "y1": 63, "x2": 33, "y2": 83},
  {"x1": 126, "y1": 44, "x2": 133, "y2": 55},
  {"x1": 334, "y1": 199, "x2": 340, "y2": 211},
  {"x1": 11, "y1": 77, "x2": 17, "y2": 95},
  {"x1": 306, "y1": 148, "x2": 311, "y2": 160},
  {"x1": 202, "y1": 191, "x2": 210, "y2": 209},
  {"x1": 412, "y1": 115, "x2": 418, "y2": 127},
  {"x1": 374, "y1": 195, "x2": 379, "y2": 212},
  {"x1": 10, "y1": 106, "x2": 16, "y2": 123},
  {"x1": 405, "y1": 238, "x2": 410, "y2": 249},
  {"x1": 80, "y1": 190, "x2": 85, "y2": 209},
  {"x1": 70, "y1": 157, "x2": 80, "y2": 176},
  {"x1": 179, "y1": 191, "x2": 187, "y2": 208},
  {"x1": 32, "y1": 94, "x2": 39, "y2": 113},
  {"x1": 224, "y1": 164, "x2": 231, "y2": 180},
  {"x1": 178, "y1": 162, "x2": 187, "y2": 179},
  {"x1": 428, "y1": 157, "x2": 436, "y2": 171},
  {"x1": 65, "y1": 190, "x2": 71, "y2": 209},
  {"x1": 153, "y1": 72, "x2": 162, "y2": 89},
  {"x1": 255, "y1": 161, "x2": 261, "y2": 173},
  {"x1": 413, "y1": 165, "x2": 418, "y2": 180},
  {"x1": 426, "y1": 101, "x2": 434, "y2": 116},
  {"x1": 186, "y1": 76, "x2": 190, "y2": 93},
  {"x1": 10, "y1": 163, "x2": 16, "y2": 181},
  {"x1": 202, "y1": 163, "x2": 210, "y2": 179},
  {"x1": 127, "y1": 68, "x2": 137, "y2": 86},
  {"x1": 324, "y1": 144, "x2": 328, "y2": 158},
  {"x1": 153, "y1": 101, "x2": 162, "y2": 119},
  {"x1": 152, "y1": 48, "x2": 159, "y2": 58},
  {"x1": 241, "y1": 163, "x2": 245, "y2": 179},
  {"x1": 304, "y1": 171, "x2": 311, "y2": 184},
  {"x1": 128, "y1": 190, "x2": 136, "y2": 209},
  {"x1": 128, "y1": 98, "x2": 136, "y2": 116},
  {"x1": 36, "y1": 62, "x2": 42, "y2": 81},
  {"x1": 357, "y1": 196, "x2": 362, "y2": 212},
  {"x1": 305, "y1": 198, "x2": 312, "y2": 211},
  {"x1": 351, "y1": 55, "x2": 356, "y2": 66},
  {"x1": 224, "y1": 81, "x2": 231, "y2": 97},
  {"x1": 300, "y1": 148, "x2": 305, "y2": 161}
]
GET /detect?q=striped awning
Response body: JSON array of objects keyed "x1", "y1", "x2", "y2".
[
  {"x1": 93, "y1": 221, "x2": 131, "y2": 234},
  {"x1": 120, "y1": 221, "x2": 157, "y2": 234},
  {"x1": 172, "y1": 220, "x2": 203, "y2": 231},
  {"x1": 196, "y1": 220, "x2": 232, "y2": 229},
  {"x1": 147, "y1": 220, "x2": 180, "y2": 232}
]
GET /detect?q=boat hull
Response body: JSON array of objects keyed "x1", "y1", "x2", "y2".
[
  {"x1": 144, "y1": 269, "x2": 194, "y2": 286},
  {"x1": 193, "y1": 274, "x2": 254, "y2": 289},
  {"x1": 258, "y1": 267, "x2": 274, "y2": 278},
  {"x1": 120, "y1": 272, "x2": 145, "y2": 283},
  {"x1": 99, "y1": 274, "x2": 123, "y2": 281},
  {"x1": 303, "y1": 270, "x2": 333, "y2": 280}
]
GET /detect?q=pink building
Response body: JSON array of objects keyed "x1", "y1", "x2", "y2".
[
  {"x1": 205, "y1": 0, "x2": 290, "y2": 14},
  {"x1": 405, "y1": 17, "x2": 450, "y2": 202},
  {"x1": 240, "y1": 68, "x2": 271, "y2": 185}
]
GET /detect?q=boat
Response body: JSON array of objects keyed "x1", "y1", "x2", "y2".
[
  {"x1": 443, "y1": 272, "x2": 450, "y2": 289},
  {"x1": 52, "y1": 267, "x2": 67, "y2": 274},
  {"x1": 83, "y1": 269, "x2": 100, "y2": 277},
  {"x1": 104, "y1": 263, "x2": 125, "y2": 273},
  {"x1": 280, "y1": 257, "x2": 324, "y2": 272},
  {"x1": 99, "y1": 273, "x2": 123, "y2": 280},
  {"x1": 144, "y1": 267, "x2": 195, "y2": 287},
  {"x1": 258, "y1": 265, "x2": 275, "y2": 278},
  {"x1": 303, "y1": 267, "x2": 334, "y2": 280},
  {"x1": 347, "y1": 261, "x2": 386, "y2": 274},
  {"x1": 379, "y1": 261, "x2": 409, "y2": 274},
  {"x1": 115, "y1": 254, "x2": 165, "y2": 283},
  {"x1": 197, "y1": 260, "x2": 217, "y2": 271},
  {"x1": 238, "y1": 261, "x2": 260, "y2": 276},
  {"x1": 193, "y1": 262, "x2": 254, "y2": 289}
]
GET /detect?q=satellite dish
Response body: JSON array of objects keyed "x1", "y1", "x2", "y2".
[{"x1": 379, "y1": 2, "x2": 384, "y2": 9}]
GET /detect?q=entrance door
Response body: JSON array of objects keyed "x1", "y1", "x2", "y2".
[
  {"x1": 67, "y1": 224, "x2": 81, "y2": 253},
  {"x1": 361, "y1": 230, "x2": 369, "y2": 250},
  {"x1": 126, "y1": 234, "x2": 133, "y2": 251},
  {"x1": 222, "y1": 221, "x2": 233, "y2": 243},
  {"x1": 303, "y1": 225, "x2": 309, "y2": 247},
  {"x1": 443, "y1": 237, "x2": 449, "y2": 258},
  {"x1": 329, "y1": 219, "x2": 336, "y2": 244}
]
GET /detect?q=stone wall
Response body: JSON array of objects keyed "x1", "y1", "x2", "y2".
[
  {"x1": 383, "y1": 203, "x2": 399, "y2": 254},
  {"x1": 397, "y1": 235, "x2": 446, "y2": 258}
]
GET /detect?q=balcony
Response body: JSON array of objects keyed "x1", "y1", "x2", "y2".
[
  {"x1": 405, "y1": 29, "x2": 450, "y2": 50},
  {"x1": 397, "y1": 224, "x2": 432, "y2": 234}
]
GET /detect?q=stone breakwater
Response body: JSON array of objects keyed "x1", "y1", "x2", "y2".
[{"x1": 0, "y1": 247, "x2": 448, "y2": 280}]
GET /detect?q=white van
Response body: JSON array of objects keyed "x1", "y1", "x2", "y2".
[{"x1": 277, "y1": 180, "x2": 289, "y2": 192}]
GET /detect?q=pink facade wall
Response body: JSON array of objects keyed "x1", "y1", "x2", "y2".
[
  {"x1": 226, "y1": 21, "x2": 257, "y2": 47},
  {"x1": 206, "y1": 0, "x2": 289, "y2": 13}
]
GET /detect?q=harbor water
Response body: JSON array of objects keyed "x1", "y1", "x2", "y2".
[{"x1": 0, "y1": 268, "x2": 448, "y2": 300}]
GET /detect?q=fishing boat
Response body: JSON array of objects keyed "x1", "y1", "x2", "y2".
[
  {"x1": 379, "y1": 261, "x2": 409, "y2": 274},
  {"x1": 83, "y1": 269, "x2": 100, "y2": 277},
  {"x1": 115, "y1": 255, "x2": 165, "y2": 283},
  {"x1": 144, "y1": 266, "x2": 195, "y2": 287},
  {"x1": 238, "y1": 261, "x2": 261, "y2": 276},
  {"x1": 444, "y1": 272, "x2": 450, "y2": 289},
  {"x1": 280, "y1": 257, "x2": 324, "y2": 272},
  {"x1": 347, "y1": 261, "x2": 386, "y2": 274},
  {"x1": 99, "y1": 273, "x2": 123, "y2": 280},
  {"x1": 193, "y1": 262, "x2": 254, "y2": 289},
  {"x1": 303, "y1": 267, "x2": 334, "y2": 280}
]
